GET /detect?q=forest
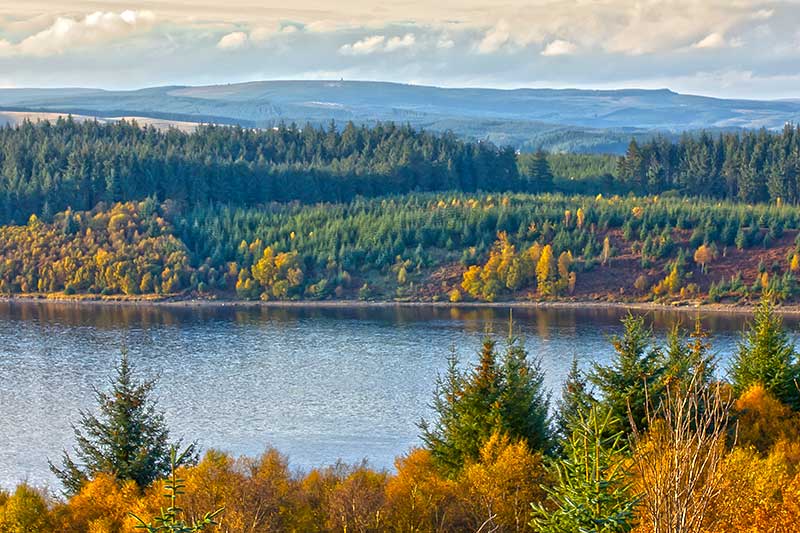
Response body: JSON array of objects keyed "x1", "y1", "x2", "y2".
[
  {"x1": 3, "y1": 297, "x2": 800, "y2": 532},
  {"x1": 0, "y1": 118, "x2": 519, "y2": 223},
  {"x1": 3, "y1": 120, "x2": 800, "y2": 227},
  {"x1": 2, "y1": 192, "x2": 800, "y2": 304}
]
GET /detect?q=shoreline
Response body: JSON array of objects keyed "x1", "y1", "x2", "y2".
[{"x1": 0, "y1": 294, "x2": 786, "y2": 316}]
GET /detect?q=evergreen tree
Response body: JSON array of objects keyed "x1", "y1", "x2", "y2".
[
  {"x1": 497, "y1": 335, "x2": 552, "y2": 454},
  {"x1": 589, "y1": 314, "x2": 665, "y2": 435},
  {"x1": 554, "y1": 357, "x2": 595, "y2": 443},
  {"x1": 49, "y1": 350, "x2": 195, "y2": 495},
  {"x1": 524, "y1": 149, "x2": 554, "y2": 190},
  {"x1": 419, "y1": 336, "x2": 551, "y2": 474},
  {"x1": 662, "y1": 318, "x2": 716, "y2": 391},
  {"x1": 530, "y1": 408, "x2": 637, "y2": 533},
  {"x1": 730, "y1": 295, "x2": 800, "y2": 408}
]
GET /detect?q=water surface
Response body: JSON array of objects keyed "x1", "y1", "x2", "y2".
[{"x1": 0, "y1": 301, "x2": 788, "y2": 489}]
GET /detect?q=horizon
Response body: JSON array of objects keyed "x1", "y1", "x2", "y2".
[
  {"x1": 1, "y1": 1, "x2": 799, "y2": 100},
  {"x1": 1, "y1": 78, "x2": 796, "y2": 103}
]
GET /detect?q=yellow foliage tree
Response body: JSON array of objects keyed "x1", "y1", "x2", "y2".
[
  {"x1": 385, "y1": 448, "x2": 464, "y2": 532},
  {"x1": 536, "y1": 244, "x2": 556, "y2": 296},
  {"x1": 735, "y1": 384, "x2": 800, "y2": 454},
  {"x1": 460, "y1": 433, "x2": 547, "y2": 532},
  {"x1": 694, "y1": 244, "x2": 716, "y2": 274}
]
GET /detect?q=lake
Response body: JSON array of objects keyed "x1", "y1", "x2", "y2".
[{"x1": 0, "y1": 300, "x2": 789, "y2": 489}]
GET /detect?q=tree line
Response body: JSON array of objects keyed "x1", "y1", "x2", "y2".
[
  {"x1": 616, "y1": 125, "x2": 800, "y2": 202},
  {"x1": 0, "y1": 118, "x2": 519, "y2": 224},
  {"x1": 7, "y1": 119, "x2": 800, "y2": 229}
]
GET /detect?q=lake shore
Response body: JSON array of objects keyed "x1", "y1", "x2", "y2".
[{"x1": 0, "y1": 293, "x2": 788, "y2": 316}]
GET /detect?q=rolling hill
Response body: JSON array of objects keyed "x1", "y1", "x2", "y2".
[{"x1": 1, "y1": 81, "x2": 799, "y2": 153}]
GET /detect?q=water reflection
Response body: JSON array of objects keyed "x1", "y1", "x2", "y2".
[{"x1": 0, "y1": 300, "x2": 775, "y2": 332}]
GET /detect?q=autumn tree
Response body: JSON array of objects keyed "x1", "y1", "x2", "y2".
[
  {"x1": 130, "y1": 446, "x2": 224, "y2": 532},
  {"x1": 693, "y1": 243, "x2": 717, "y2": 274},
  {"x1": 630, "y1": 374, "x2": 733, "y2": 533},
  {"x1": 536, "y1": 244, "x2": 556, "y2": 296}
]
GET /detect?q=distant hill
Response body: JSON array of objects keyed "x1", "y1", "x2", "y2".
[{"x1": 1, "y1": 81, "x2": 798, "y2": 153}]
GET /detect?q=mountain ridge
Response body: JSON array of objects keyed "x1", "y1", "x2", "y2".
[{"x1": 1, "y1": 80, "x2": 798, "y2": 153}]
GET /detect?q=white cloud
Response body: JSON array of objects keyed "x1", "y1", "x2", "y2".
[
  {"x1": 541, "y1": 39, "x2": 577, "y2": 56},
  {"x1": 249, "y1": 26, "x2": 277, "y2": 42},
  {"x1": 692, "y1": 32, "x2": 727, "y2": 49},
  {"x1": 217, "y1": 31, "x2": 248, "y2": 50},
  {"x1": 0, "y1": 10, "x2": 155, "y2": 57},
  {"x1": 752, "y1": 9, "x2": 774, "y2": 20},
  {"x1": 339, "y1": 35, "x2": 386, "y2": 55},
  {"x1": 385, "y1": 33, "x2": 415, "y2": 52},
  {"x1": 436, "y1": 35, "x2": 455, "y2": 49},
  {"x1": 477, "y1": 20, "x2": 512, "y2": 54}
]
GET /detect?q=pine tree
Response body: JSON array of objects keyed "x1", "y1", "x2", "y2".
[
  {"x1": 530, "y1": 408, "x2": 637, "y2": 533},
  {"x1": 730, "y1": 295, "x2": 800, "y2": 408},
  {"x1": 49, "y1": 350, "x2": 195, "y2": 495},
  {"x1": 497, "y1": 336, "x2": 552, "y2": 454}
]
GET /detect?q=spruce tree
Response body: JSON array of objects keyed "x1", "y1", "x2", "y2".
[
  {"x1": 530, "y1": 408, "x2": 637, "y2": 533},
  {"x1": 554, "y1": 357, "x2": 595, "y2": 443},
  {"x1": 589, "y1": 314, "x2": 665, "y2": 435},
  {"x1": 419, "y1": 336, "x2": 551, "y2": 474},
  {"x1": 730, "y1": 295, "x2": 800, "y2": 407},
  {"x1": 50, "y1": 350, "x2": 195, "y2": 495}
]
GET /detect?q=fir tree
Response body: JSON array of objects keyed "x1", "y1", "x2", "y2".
[
  {"x1": 49, "y1": 350, "x2": 195, "y2": 495},
  {"x1": 530, "y1": 408, "x2": 637, "y2": 533},
  {"x1": 589, "y1": 314, "x2": 665, "y2": 435},
  {"x1": 419, "y1": 336, "x2": 551, "y2": 474},
  {"x1": 730, "y1": 295, "x2": 800, "y2": 408},
  {"x1": 554, "y1": 357, "x2": 595, "y2": 443}
]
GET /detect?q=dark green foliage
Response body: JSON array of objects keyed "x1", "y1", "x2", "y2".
[
  {"x1": 615, "y1": 126, "x2": 800, "y2": 202},
  {"x1": 0, "y1": 119, "x2": 520, "y2": 223},
  {"x1": 554, "y1": 358, "x2": 595, "y2": 443},
  {"x1": 589, "y1": 314, "x2": 665, "y2": 435},
  {"x1": 662, "y1": 318, "x2": 716, "y2": 392},
  {"x1": 520, "y1": 149, "x2": 554, "y2": 190},
  {"x1": 530, "y1": 408, "x2": 637, "y2": 533},
  {"x1": 49, "y1": 351, "x2": 195, "y2": 495},
  {"x1": 419, "y1": 336, "x2": 551, "y2": 474},
  {"x1": 730, "y1": 295, "x2": 800, "y2": 408}
]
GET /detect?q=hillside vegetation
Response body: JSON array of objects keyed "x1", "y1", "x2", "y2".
[
  {"x1": 2, "y1": 120, "x2": 800, "y2": 305},
  {"x1": 2, "y1": 193, "x2": 800, "y2": 306}
]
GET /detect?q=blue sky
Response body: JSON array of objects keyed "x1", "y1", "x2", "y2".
[{"x1": 1, "y1": 1, "x2": 799, "y2": 99}]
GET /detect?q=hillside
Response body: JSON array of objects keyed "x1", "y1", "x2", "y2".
[
  {"x1": 2, "y1": 81, "x2": 799, "y2": 153},
  {"x1": 1, "y1": 193, "x2": 798, "y2": 308}
]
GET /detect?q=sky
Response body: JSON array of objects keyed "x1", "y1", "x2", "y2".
[{"x1": 1, "y1": 1, "x2": 799, "y2": 99}]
